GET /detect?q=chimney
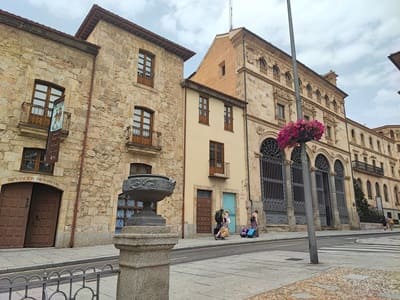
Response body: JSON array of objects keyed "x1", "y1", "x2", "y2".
[{"x1": 323, "y1": 70, "x2": 338, "y2": 86}]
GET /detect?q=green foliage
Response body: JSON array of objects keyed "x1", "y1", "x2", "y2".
[{"x1": 353, "y1": 181, "x2": 384, "y2": 222}]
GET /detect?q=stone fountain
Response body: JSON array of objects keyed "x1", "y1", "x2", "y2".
[{"x1": 114, "y1": 174, "x2": 178, "y2": 300}]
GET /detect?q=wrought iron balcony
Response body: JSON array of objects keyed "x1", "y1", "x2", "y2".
[
  {"x1": 209, "y1": 161, "x2": 230, "y2": 178},
  {"x1": 352, "y1": 160, "x2": 384, "y2": 176},
  {"x1": 18, "y1": 102, "x2": 71, "y2": 139},
  {"x1": 125, "y1": 126, "x2": 162, "y2": 155}
]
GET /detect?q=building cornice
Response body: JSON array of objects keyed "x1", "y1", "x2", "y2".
[
  {"x1": 0, "y1": 9, "x2": 99, "y2": 56},
  {"x1": 76, "y1": 5, "x2": 195, "y2": 61}
]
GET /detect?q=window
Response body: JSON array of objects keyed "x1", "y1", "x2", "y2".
[
  {"x1": 324, "y1": 95, "x2": 330, "y2": 108},
  {"x1": 298, "y1": 78, "x2": 303, "y2": 93},
  {"x1": 360, "y1": 133, "x2": 365, "y2": 145},
  {"x1": 377, "y1": 140, "x2": 381, "y2": 151},
  {"x1": 367, "y1": 181, "x2": 372, "y2": 199},
  {"x1": 30, "y1": 80, "x2": 64, "y2": 128},
  {"x1": 363, "y1": 157, "x2": 367, "y2": 163},
  {"x1": 351, "y1": 129, "x2": 355, "y2": 139},
  {"x1": 306, "y1": 84, "x2": 312, "y2": 98},
  {"x1": 285, "y1": 72, "x2": 292, "y2": 87},
  {"x1": 332, "y1": 100, "x2": 338, "y2": 112},
  {"x1": 369, "y1": 137, "x2": 373, "y2": 148},
  {"x1": 390, "y1": 130, "x2": 395, "y2": 139},
  {"x1": 326, "y1": 126, "x2": 332, "y2": 139},
  {"x1": 392, "y1": 166, "x2": 395, "y2": 177},
  {"x1": 395, "y1": 186, "x2": 399, "y2": 204},
  {"x1": 376, "y1": 182, "x2": 381, "y2": 198},
  {"x1": 224, "y1": 104, "x2": 233, "y2": 131},
  {"x1": 273, "y1": 65, "x2": 280, "y2": 81},
  {"x1": 380, "y1": 162, "x2": 383, "y2": 170},
  {"x1": 137, "y1": 50, "x2": 154, "y2": 87},
  {"x1": 316, "y1": 90, "x2": 321, "y2": 102},
  {"x1": 130, "y1": 163, "x2": 152, "y2": 175},
  {"x1": 209, "y1": 141, "x2": 224, "y2": 175},
  {"x1": 384, "y1": 184, "x2": 389, "y2": 202},
  {"x1": 397, "y1": 144, "x2": 400, "y2": 152},
  {"x1": 277, "y1": 103, "x2": 285, "y2": 119},
  {"x1": 133, "y1": 107, "x2": 153, "y2": 145},
  {"x1": 304, "y1": 115, "x2": 310, "y2": 121},
  {"x1": 354, "y1": 153, "x2": 358, "y2": 161},
  {"x1": 388, "y1": 145, "x2": 391, "y2": 154},
  {"x1": 387, "y1": 212, "x2": 392, "y2": 218},
  {"x1": 220, "y1": 61, "x2": 226, "y2": 76},
  {"x1": 21, "y1": 148, "x2": 53, "y2": 174},
  {"x1": 259, "y1": 57, "x2": 267, "y2": 74},
  {"x1": 199, "y1": 95, "x2": 209, "y2": 124}
]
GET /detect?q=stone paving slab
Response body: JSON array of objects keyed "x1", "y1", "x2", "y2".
[{"x1": 248, "y1": 267, "x2": 400, "y2": 300}]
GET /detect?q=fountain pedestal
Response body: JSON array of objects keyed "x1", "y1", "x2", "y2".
[{"x1": 114, "y1": 175, "x2": 177, "y2": 300}]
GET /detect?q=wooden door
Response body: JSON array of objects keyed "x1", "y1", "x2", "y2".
[
  {"x1": 196, "y1": 190, "x2": 212, "y2": 233},
  {"x1": 0, "y1": 183, "x2": 33, "y2": 248},
  {"x1": 24, "y1": 184, "x2": 61, "y2": 247}
]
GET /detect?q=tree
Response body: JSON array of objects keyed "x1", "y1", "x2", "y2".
[{"x1": 353, "y1": 181, "x2": 370, "y2": 216}]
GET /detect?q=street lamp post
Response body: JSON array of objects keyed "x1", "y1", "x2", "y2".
[{"x1": 286, "y1": 0, "x2": 319, "y2": 264}]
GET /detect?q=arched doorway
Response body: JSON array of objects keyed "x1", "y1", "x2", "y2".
[
  {"x1": 0, "y1": 182, "x2": 62, "y2": 248},
  {"x1": 315, "y1": 154, "x2": 332, "y2": 227},
  {"x1": 290, "y1": 146, "x2": 310, "y2": 225},
  {"x1": 334, "y1": 160, "x2": 349, "y2": 224},
  {"x1": 260, "y1": 138, "x2": 287, "y2": 224}
]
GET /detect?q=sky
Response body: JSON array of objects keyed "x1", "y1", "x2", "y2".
[{"x1": 2, "y1": 0, "x2": 399, "y2": 128}]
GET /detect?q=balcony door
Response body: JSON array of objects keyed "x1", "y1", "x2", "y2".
[{"x1": 29, "y1": 81, "x2": 64, "y2": 128}]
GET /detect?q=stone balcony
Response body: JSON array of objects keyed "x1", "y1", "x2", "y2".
[{"x1": 209, "y1": 161, "x2": 230, "y2": 179}]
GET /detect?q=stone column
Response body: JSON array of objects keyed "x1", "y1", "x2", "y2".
[
  {"x1": 309, "y1": 167, "x2": 321, "y2": 230},
  {"x1": 114, "y1": 226, "x2": 178, "y2": 300},
  {"x1": 284, "y1": 159, "x2": 296, "y2": 230},
  {"x1": 328, "y1": 171, "x2": 341, "y2": 228}
]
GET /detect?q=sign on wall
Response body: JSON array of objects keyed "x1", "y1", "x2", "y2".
[{"x1": 45, "y1": 97, "x2": 64, "y2": 163}]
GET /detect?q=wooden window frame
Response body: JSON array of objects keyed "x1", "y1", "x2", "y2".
[
  {"x1": 20, "y1": 148, "x2": 54, "y2": 174},
  {"x1": 132, "y1": 107, "x2": 153, "y2": 146},
  {"x1": 224, "y1": 104, "x2": 233, "y2": 131},
  {"x1": 277, "y1": 103, "x2": 285, "y2": 120},
  {"x1": 199, "y1": 95, "x2": 209, "y2": 125},
  {"x1": 29, "y1": 80, "x2": 64, "y2": 128},
  {"x1": 209, "y1": 141, "x2": 224, "y2": 175},
  {"x1": 137, "y1": 50, "x2": 155, "y2": 87}
]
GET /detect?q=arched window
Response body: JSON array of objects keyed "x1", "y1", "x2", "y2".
[
  {"x1": 377, "y1": 140, "x2": 381, "y2": 151},
  {"x1": 285, "y1": 72, "x2": 292, "y2": 87},
  {"x1": 273, "y1": 65, "x2": 280, "y2": 81},
  {"x1": 375, "y1": 182, "x2": 381, "y2": 198},
  {"x1": 132, "y1": 107, "x2": 153, "y2": 145},
  {"x1": 356, "y1": 178, "x2": 362, "y2": 192},
  {"x1": 360, "y1": 133, "x2": 365, "y2": 145},
  {"x1": 367, "y1": 180, "x2": 372, "y2": 199},
  {"x1": 390, "y1": 130, "x2": 395, "y2": 139},
  {"x1": 260, "y1": 138, "x2": 287, "y2": 224},
  {"x1": 306, "y1": 84, "x2": 312, "y2": 98},
  {"x1": 260, "y1": 57, "x2": 267, "y2": 74},
  {"x1": 388, "y1": 144, "x2": 391, "y2": 154},
  {"x1": 351, "y1": 129, "x2": 355, "y2": 139},
  {"x1": 369, "y1": 137, "x2": 373, "y2": 149},
  {"x1": 316, "y1": 90, "x2": 321, "y2": 102},
  {"x1": 298, "y1": 78, "x2": 303, "y2": 93},
  {"x1": 315, "y1": 154, "x2": 332, "y2": 226},
  {"x1": 383, "y1": 184, "x2": 389, "y2": 202},
  {"x1": 335, "y1": 160, "x2": 348, "y2": 224}
]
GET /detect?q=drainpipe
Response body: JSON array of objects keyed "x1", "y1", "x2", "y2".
[
  {"x1": 69, "y1": 54, "x2": 97, "y2": 248},
  {"x1": 182, "y1": 83, "x2": 187, "y2": 239},
  {"x1": 242, "y1": 33, "x2": 252, "y2": 213}
]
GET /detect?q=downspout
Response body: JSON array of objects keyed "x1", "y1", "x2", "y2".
[
  {"x1": 69, "y1": 54, "x2": 97, "y2": 248},
  {"x1": 242, "y1": 34, "x2": 252, "y2": 212},
  {"x1": 182, "y1": 83, "x2": 187, "y2": 239}
]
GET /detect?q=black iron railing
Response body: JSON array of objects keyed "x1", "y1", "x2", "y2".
[{"x1": 352, "y1": 160, "x2": 384, "y2": 176}]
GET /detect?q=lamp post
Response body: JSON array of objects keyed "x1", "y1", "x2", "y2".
[{"x1": 286, "y1": 0, "x2": 319, "y2": 264}]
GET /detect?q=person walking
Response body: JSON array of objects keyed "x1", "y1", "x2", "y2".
[
  {"x1": 382, "y1": 216, "x2": 388, "y2": 231},
  {"x1": 388, "y1": 217, "x2": 394, "y2": 231},
  {"x1": 250, "y1": 210, "x2": 259, "y2": 237},
  {"x1": 214, "y1": 209, "x2": 224, "y2": 237}
]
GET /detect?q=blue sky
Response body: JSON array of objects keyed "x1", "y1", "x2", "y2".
[{"x1": 2, "y1": 0, "x2": 399, "y2": 127}]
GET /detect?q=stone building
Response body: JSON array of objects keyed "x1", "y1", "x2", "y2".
[
  {"x1": 0, "y1": 5, "x2": 194, "y2": 248},
  {"x1": 181, "y1": 79, "x2": 248, "y2": 237},
  {"x1": 192, "y1": 28, "x2": 359, "y2": 231},
  {"x1": 348, "y1": 120, "x2": 400, "y2": 221}
]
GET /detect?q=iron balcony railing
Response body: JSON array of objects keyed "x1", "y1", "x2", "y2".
[
  {"x1": 209, "y1": 161, "x2": 230, "y2": 178},
  {"x1": 125, "y1": 126, "x2": 162, "y2": 150},
  {"x1": 19, "y1": 101, "x2": 71, "y2": 132},
  {"x1": 352, "y1": 160, "x2": 384, "y2": 176}
]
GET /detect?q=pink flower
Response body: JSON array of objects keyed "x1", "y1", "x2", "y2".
[{"x1": 277, "y1": 119, "x2": 325, "y2": 149}]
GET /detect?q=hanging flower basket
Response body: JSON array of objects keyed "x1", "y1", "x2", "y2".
[{"x1": 277, "y1": 119, "x2": 325, "y2": 149}]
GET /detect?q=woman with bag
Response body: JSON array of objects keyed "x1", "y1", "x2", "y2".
[{"x1": 215, "y1": 211, "x2": 230, "y2": 240}]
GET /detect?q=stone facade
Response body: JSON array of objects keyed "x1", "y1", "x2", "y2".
[
  {"x1": 348, "y1": 121, "x2": 400, "y2": 221},
  {"x1": 0, "y1": 6, "x2": 194, "y2": 248}
]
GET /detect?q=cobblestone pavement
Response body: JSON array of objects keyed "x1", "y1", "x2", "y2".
[{"x1": 248, "y1": 267, "x2": 400, "y2": 300}]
